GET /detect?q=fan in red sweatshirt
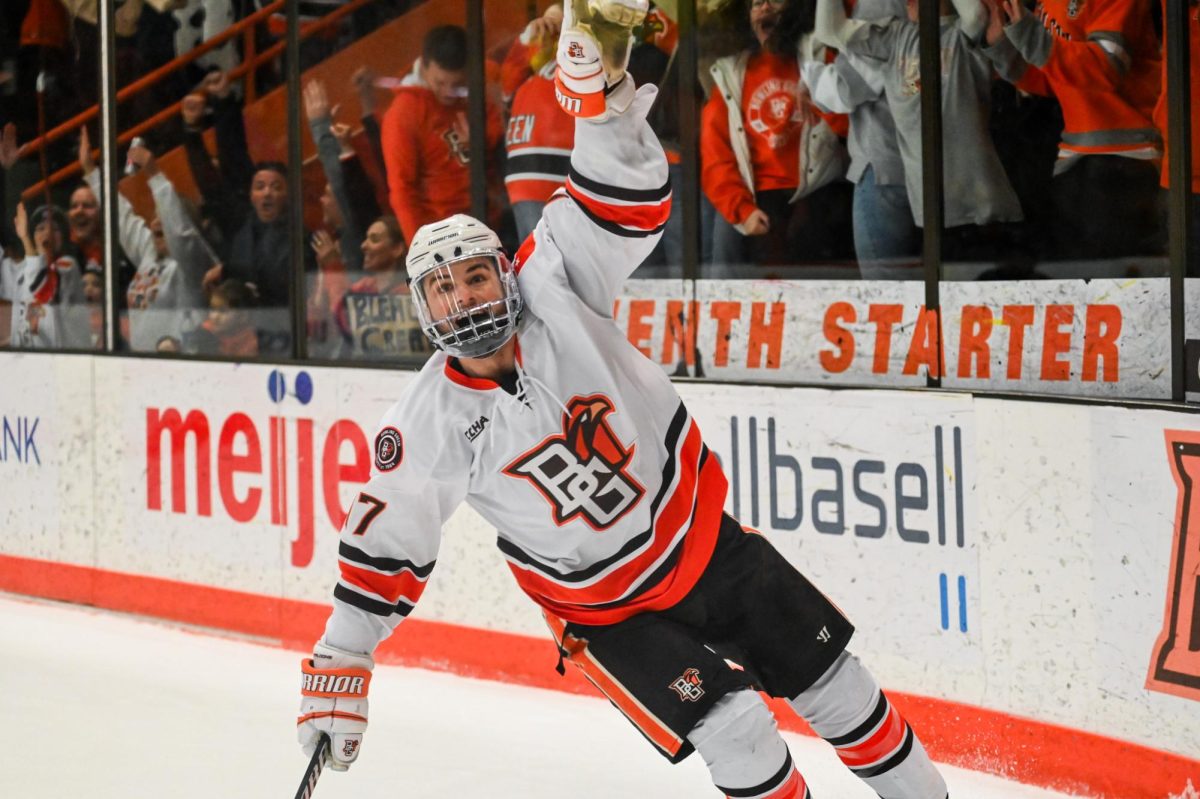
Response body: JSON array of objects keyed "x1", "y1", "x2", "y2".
[{"x1": 380, "y1": 25, "x2": 502, "y2": 246}]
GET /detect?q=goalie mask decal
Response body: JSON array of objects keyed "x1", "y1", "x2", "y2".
[
  {"x1": 374, "y1": 427, "x2": 403, "y2": 472},
  {"x1": 503, "y1": 394, "x2": 645, "y2": 530}
]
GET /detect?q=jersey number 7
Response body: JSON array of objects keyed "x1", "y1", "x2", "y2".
[{"x1": 348, "y1": 493, "x2": 387, "y2": 536}]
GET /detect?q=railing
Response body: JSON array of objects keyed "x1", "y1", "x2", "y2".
[{"x1": 20, "y1": 0, "x2": 380, "y2": 201}]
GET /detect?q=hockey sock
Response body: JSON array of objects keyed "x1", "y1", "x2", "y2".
[
  {"x1": 688, "y1": 689, "x2": 813, "y2": 799},
  {"x1": 788, "y1": 651, "x2": 948, "y2": 799}
]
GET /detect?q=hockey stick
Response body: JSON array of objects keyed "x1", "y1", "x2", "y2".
[{"x1": 294, "y1": 733, "x2": 331, "y2": 799}]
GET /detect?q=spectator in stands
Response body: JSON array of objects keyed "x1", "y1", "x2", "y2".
[
  {"x1": 186, "y1": 70, "x2": 315, "y2": 338},
  {"x1": 350, "y1": 66, "x2": 387, "y2": 187},
  {"x1": 67, "y1": 134, "x2": 104, "y2": 276},
  {"x1": 303, "y1": 77, "x2": 381, "y2": 273},
  {"x1": 0, "y1": 201, "x2": 89, "y2": 349},
  {"x1": 128, "y1": 141, "x2": 220, "y2": 287},
  {"x1": 702, "y1": 0, "x2": 854, "y2": 271},
  {"x1": 83, "y1": 139, "x2": 212, "y2": 350},
  {"x1": 380, "y1": 24, "x2": 503, "y2": 245},
  {"x1": 185, "y1": 277, "x2": 259, "y2": 356},
  {"x1": 503, "y1": 6, "x2": 572, "y2": 241},
  {"x1": 81, "y1": 263, "x2": 104, "y2": 348},
  {"x1": 802, "y1": 0, "x2": 921, "y2": 278},
  {"x1": 814, "y1": 0, "x2": 1025, "y2": 259},
  {"x1": 332, "y1": 215, "x2": 427, "y2": 359},
  {"x1": 989, "y1": 0, "x2": 1162, "y2": 261}
]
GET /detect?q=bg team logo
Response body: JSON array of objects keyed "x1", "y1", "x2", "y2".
[
  {"x1": 669, "y1": 668, "x2": 705, "y2": 702},
  {"x1": 1147, "y1": 430, "x2": 1200, "y2": 702},
  {"x1": 504, "y1": 394, "x2": 644, "y2": 530}
]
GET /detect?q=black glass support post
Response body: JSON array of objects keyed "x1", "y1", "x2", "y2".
[
  {"x1": 288, "y1": 0, "x2": 307, "y2": 360},
  {"x1": 467, "y1": 0, "x2": 488, "y2": 223},
  {"x1": 918, "y1": 0, "x2": 944, "y2": 388},
  {"x1": 99, "y1": 0, "x2": 119, "y2": 352},
  {"x1": 1166, "y1": 0, "x2": 1192, "y2": 401},
  {"x1": 677, "y1": 0, "x2": 700, "y2": 284}
]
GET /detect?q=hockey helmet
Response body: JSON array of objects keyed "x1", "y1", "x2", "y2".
[{"x1": 406, "y1": 214, "x2": 522, "y2": 359}]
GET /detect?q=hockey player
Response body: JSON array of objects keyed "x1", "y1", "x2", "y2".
[{"x1": 298, "y1": 3, "x2": 950, "y2": 796}]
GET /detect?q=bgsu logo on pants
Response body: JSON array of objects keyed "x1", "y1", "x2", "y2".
[
  {"x1": 504, "y1": 394, "x2": 645, "y2": 530},
  {"x1": 670, "y1": 668, "x2": 705, "y2": 702}
]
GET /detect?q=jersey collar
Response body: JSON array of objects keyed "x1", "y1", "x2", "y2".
[{"x1": 441, "y1": 338, "x2": 523, "y2": 392}]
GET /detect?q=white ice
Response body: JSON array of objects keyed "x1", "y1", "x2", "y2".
[{"x1": 0, "y1": 593, "x2": 1085, "y2": 798}]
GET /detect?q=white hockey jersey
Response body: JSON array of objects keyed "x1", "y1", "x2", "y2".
[
  {"x1": 0, "y1": 253, "x2": 90, "y2": 350},
  {"x1": 322, "y1": 86, "x2": 730, "y2": 657}
]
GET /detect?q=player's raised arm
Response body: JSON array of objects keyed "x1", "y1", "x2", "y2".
[{"x1": 527, "y1": 0, "x2": 670, "y2": 314}]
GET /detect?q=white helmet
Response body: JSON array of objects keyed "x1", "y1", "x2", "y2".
[{"x1": 406, "y1": 214, "x2": 522, "y2": 359}]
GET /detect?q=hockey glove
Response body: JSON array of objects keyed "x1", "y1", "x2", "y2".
[
  {"x1": 297, "y1": 641, "x2": 373, "y2": 771},
  {"x1": 554, "y1": 0, "x2": 648, "y2": 120}
]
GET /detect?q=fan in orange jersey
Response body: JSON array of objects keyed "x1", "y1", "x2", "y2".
[
  {"x1": 993, "y1": 0, "x2": 1164, "y2": 261},
  {"x1": 1151, "y1": 0, "x2": 1199, "y2": 272},
  {"x1": 379, "y1": 25, "x2": 503, "y2": 246}
]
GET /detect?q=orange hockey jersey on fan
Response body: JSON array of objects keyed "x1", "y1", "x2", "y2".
[
  {"x1": 380, "y1": 79, "x2": 502, "y2": 245},
  {"x1": 702, "y1": 51, "x2": 847, "y2": 226},
  {"x1": 1152, "y1": 2, "x2": 1200, "y2": 191},
  {"x1": 505, "y1": 64, "x2": 575, "y2": 205},
  {"x1": 1007, "y1": 0, "x2": 1161, "y2": 167}
]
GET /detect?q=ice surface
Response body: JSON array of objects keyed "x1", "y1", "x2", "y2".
[{"x1": 0, "y1": 594, "x2": 1086, "y2": 798}]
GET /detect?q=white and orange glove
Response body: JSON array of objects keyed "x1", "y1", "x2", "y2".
[
  {"x1": 297, "y1": 641, "x2": 374, "y2": 771},
  {"x1": 554, "y1": 0, "x2": 649, "y2": 120}
]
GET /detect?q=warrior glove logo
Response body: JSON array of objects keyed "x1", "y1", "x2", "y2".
[
  {"x1": 504, "y1": 394, "x2": 645, "y2": 530},
  {"x1": 669, "y1": 668, "x2": 705, "y2": 702}
]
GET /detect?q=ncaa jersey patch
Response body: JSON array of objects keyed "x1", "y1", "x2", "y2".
[{"x1": 374, "y1": 427, "x2": 404, "y2": 472}]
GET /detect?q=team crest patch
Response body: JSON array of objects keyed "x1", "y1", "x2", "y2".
[
  {"x1": 503, "y1": 394, "x2": 645, "y2": 530},
  {"x1": 341, "y1": 739, "x2": 360, "y2": 759},
  {"x1": 374, "y1": 427, "x2": 403, "y2": 472},
  {"x1": 669, "y1": 668, "x2": 705, "y2": 702}
]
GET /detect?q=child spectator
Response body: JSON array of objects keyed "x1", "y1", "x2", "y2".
[
  {"x1": 814, "y1": 0, "x2": 1025, "y2": 257},
  {"x1": 702, "y1": 0, "x2": 854, "y2": 270},
  {"x1": 0, "y1": 202, "x2": 89, "y2": 349},
  {"x1": 186, "y1": 278, "x2": 259, "y2": 357},
  {"x1": 380, "y1": 25, "x2": 503, "y2": 244}
]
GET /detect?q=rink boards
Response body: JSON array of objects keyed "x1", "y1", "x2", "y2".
[{"x1": 1, "y1": 351, "x2": 1198, "y2": 798}]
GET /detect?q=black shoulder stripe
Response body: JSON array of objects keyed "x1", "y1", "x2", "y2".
[
  {"x1": 334, "y1": 583, "x2": 415, "y2": 618},
  {"x1": 567, "y1": 166, "x2": 671, "y2": 204},
  {"x1": 339, "y1": 542, "x2": 435, "y2": 578}
]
